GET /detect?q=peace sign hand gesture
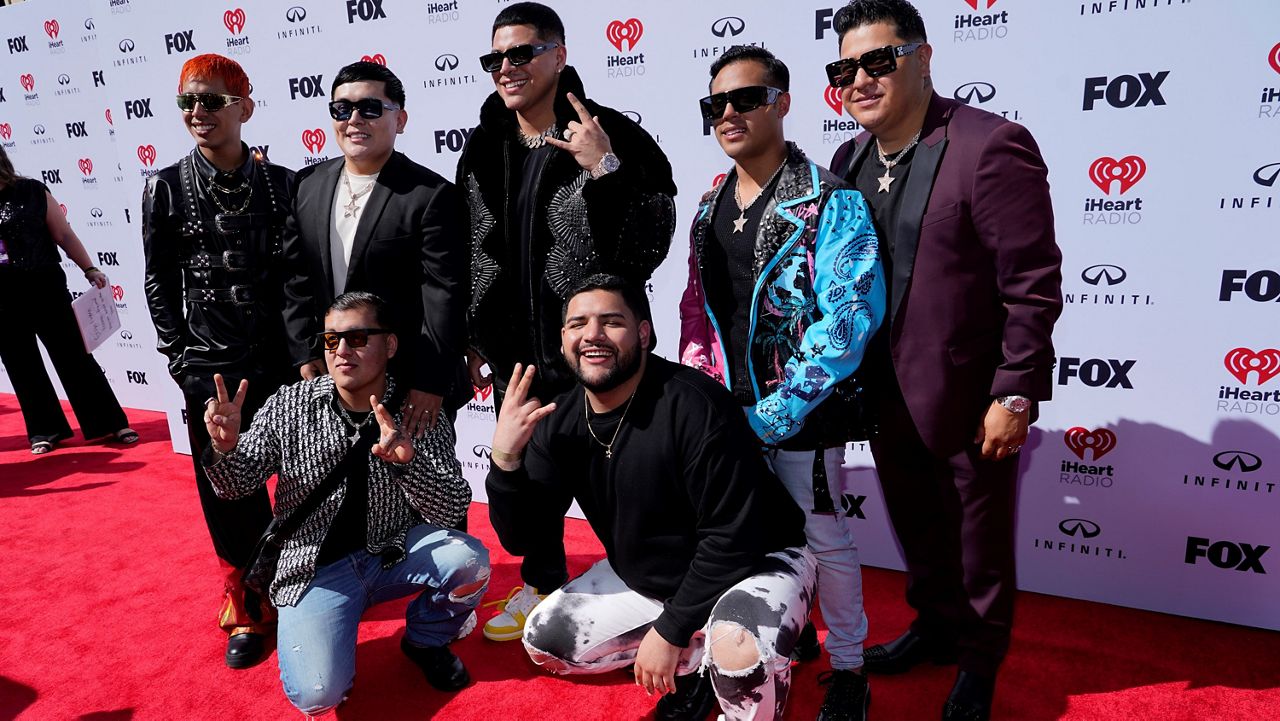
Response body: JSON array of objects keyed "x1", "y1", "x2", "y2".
[
  {"x1": 371, "y1": 396, "x2": 415, "y2": 465},
  {"x1": 543, "y1": 92, "x2": 613, "y2": 174},
  {"x1": 491, "y1": 364, "x2": 558, "y2": 471},
  {"x1": 205, "y1": 373, "x2": 248, "y2": 454}
]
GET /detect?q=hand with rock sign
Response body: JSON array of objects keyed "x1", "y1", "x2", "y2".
[
  {"x1": 371, "y1": 395, "x2": 415, "y2": 465},
  {"x1": 543, "y1": 92, "x2": 614, "y2": 175},
  {"x1": 490, "y1": 364, "x2": 558, "y2": 471},
  {"x1": 205, "y1": 373, "x2": 248, "y2": 454}
]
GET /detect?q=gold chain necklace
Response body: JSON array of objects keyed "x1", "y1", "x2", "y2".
[{"x1": 584, "y1": 387, "x2": 637, "y2": 460}]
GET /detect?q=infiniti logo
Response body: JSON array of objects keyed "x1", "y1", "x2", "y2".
[
  {"x1": 1212, "y1": 450, "x2": 1263, "y2": 473},
  {"x1": 711, "y1": 16, "x2": 746, "y2": 37},
  {"x1": 58, "y1": 73, "x2": 71, "y2": 85},
  {"x1": 85, "y1": 18, "x2": 95, "y2": 31},
  {"x1": 621, "y1": 110, "x2": 642, "y2": 124},
  {"x1": 33, "y1": 124, "x2": 46, "y2": 135},
  {"x1": 472, "y1": 444, "x2": 492, "y2": 459},
  {"x1": 286, "y1": 5, "x2": 307, "y2": 22},
  {"x1": 1059, "y1": 518, "x2": 1101, "y2": 538},
  {"x1": 90, "y1": 207, "x2": 103, "y2": 217},
  {"x1": 953, "y1": 81, "x2": 996, "y2": 105},
  {"x1": 1254, "y1": 162, "x2": 1280, "y2": 188},
  {"x1": 1081, "y1": 264, "x2": 1127, "y2": 286},
  {"x1": 120, "y1": 329, "x2": 133, "y2": 340},
  {"x1": 118, "y1": 38, "x2": 135, "y2": 53},
  {"x1": 434, "y1": 53, "x2": 459, "y2": 72}
]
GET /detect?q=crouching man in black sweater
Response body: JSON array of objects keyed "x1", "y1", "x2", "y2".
[{"x1": 486, "y1": 273, "x2": 815, "y2": 721}]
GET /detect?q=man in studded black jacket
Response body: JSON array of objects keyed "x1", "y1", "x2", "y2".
[
  {"x1": 459, "y1": 2, "x2": 678, "y2": 641},
  {"x1": 141, "y1": 54, "x2": 294, "y2": 670}
]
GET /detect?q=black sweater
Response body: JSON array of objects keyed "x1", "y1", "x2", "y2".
[{"x1": 486, "y1": 356, "x2": 805, "y2": 646}]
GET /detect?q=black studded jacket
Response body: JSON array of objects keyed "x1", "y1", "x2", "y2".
[{"x1": 142, "y1": 145, "x2": 295, "y2": 382}]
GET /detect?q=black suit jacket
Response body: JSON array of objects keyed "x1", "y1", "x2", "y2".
[{"x1": 281, "y1": 151, "x2": 466, "y2": 397}]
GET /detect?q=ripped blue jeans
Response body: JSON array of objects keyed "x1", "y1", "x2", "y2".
[{"x1": 276, "y1": 524, "x2": 490, "y2": 716}]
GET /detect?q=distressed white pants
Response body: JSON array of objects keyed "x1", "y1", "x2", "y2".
[{"x1": 523, "y1": 547, "x2": 817, "y2": 721}]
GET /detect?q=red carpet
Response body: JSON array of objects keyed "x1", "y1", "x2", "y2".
[{"x1": 0, "y1": 395, "x2": 1277, "y2": 720}]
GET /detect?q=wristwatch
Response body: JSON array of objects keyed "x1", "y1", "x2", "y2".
[
  {"x1": 997, "y1": 395, "x2": 1031, "y2": 414},
  {"x1": 590, "y1": 152, "x2": 620, "y2": 180}
]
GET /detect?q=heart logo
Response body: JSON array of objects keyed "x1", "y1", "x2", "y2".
[
  {"x1": 105, "y1": 108, "x2": 113, "y2": 125},
  {"x1": 605, "y1": 18, "x2": 644, "y2": 52},
  {"x1": 473, "y1": 385, "x2": 494, "y2": 402},
  {"x1": 78, "y1": 158, "x2": 93, "y2": 176},
  {"x1": 1223, "y1": 347, "x2": 1280, "y2": 386},
  {"x1": 0, "y1": 124, "x2": 10, "y2": 140},
  {"x1": 20, "y1": 74, "x2": 35, "y2": 92},
  {"x1": 963, "y1": 0, "x2": 998, "y2": 9},
  {"x1": 301, "y1": 128, "x2": 326, "y2": 154},
  {"x1": 44, "y1": 19, "x2": 60, "y2": 39},
  {"x1": 711, "y1": 173, "x2": 727, "y2": 189},
  {"x1": 361, "y1": 53, "x2": 387, "y2": 66},
  {"x1": 137, "y1": 144, "x2": 157, "y2": 167},
  {"x1": 1270, "y1": 42, "x2": 1280, "y2": 76},
  {"x1": 1088, "y1": 156, "x2": 1146, "y2": 195},
  {"x1": 824, "y1": 85, "x2": 844, "y2": 116},
  {"x1": 59, "y1": 203, "x2": 67, "y2": 216},
  {"x1": 1063, "y1": 427, "x2": 1117, "y2": 461},
  {"x1": 223, "y1": 8, "x2": 246, "y2": 35},
  {"x1": 112, "y1": 285, "x2": 124, "y2": 301}
]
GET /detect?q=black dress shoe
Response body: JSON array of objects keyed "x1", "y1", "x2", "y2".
[
  {"x1": 862, "y1": 630, "x2": 957, "y2": 675},
  {"x1": 791, "y1": 621, "x2": 821, "y2": 662},
  {"x1": 941, "y1": 671, "x2": 994, "y2": 721},
  {"x1": 225, "y1": 631, "x2": 269, "y2": 670},
  {"x1": 655, "y1": 672, "x2": 717, "y2": 721},
  {"x1": 400, "y1": 637, "x2": 471, "y2": 691},
  {"x1": 816, "y1": 669, "x2": 870, "y2": 721}
]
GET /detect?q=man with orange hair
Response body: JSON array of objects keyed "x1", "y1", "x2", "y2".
[{"x1": 141, "y1": 53, "x2": 295, "y2": 669}]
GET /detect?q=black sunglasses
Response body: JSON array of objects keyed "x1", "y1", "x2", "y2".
[
  {"x1": 699, "y1": 85, "x2": 784, "y2": 121},
  {"x1": 328, "y1": 98, "x2": 401, "y2": 121},
  {"x1": 479, "y1": 42, "x2": 559, "y2": 73},
  {"x1": 317, "y1": 328, "x2": 392, "y2": 351},
  {"x1": 825, "y1": 42, "x2": 922, "y2": 88},
  {"x1": 176, "y1": 93, "x2": 243, "y2": 113}
]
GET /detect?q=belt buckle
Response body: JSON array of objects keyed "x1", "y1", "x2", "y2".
[
  {"x1": 230, "y1": 285, "x2": 254, "y2": 306},
  {"x1": 222, "y1": 250, "x2": 249, "y2": 270}
]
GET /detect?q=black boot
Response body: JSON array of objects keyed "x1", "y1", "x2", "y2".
[
  {"x1": 816, "y1": 669, "x2": 870, "y2": 721},
  {"x1": 225, "y1": 631, "x2": 269, "y2": 669},
  {"x1": 400, "y1": 637, "x2": 471, "y2": 691},
  {"x1": 942, "y1": 671, "x2": 994, "y2": 721},
  {"x1": 655, "y1": 672, "x2": 717, "y2": 721}
]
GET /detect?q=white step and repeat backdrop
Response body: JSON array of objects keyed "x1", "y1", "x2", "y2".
[{"x1": 2, "y1": 0, "x2": 1277, "y2": 631}]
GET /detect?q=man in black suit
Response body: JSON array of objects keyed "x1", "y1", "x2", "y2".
[{"x1": 282, "y1": 61, "x2": 466, "y2": 435}]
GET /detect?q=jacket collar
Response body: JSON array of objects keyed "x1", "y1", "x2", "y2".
[{"x1": 189, "y1": 142, "x2": 255, "y2": 184}]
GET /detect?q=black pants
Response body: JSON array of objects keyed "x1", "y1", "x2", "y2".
[
  {"x1": 868, "y1": 378, "x2": 1018, "y2": 678},
  {"x1": 0, "y1": 265, "x2": 128, "y2": 443},
  {"x1": 492, "y1": 366, "x2": 569, "y2": 592},
  {"x1": 180, "y1": 372, "x2": 280, "y2": 567}
]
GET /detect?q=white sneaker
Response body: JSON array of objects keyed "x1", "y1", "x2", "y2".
[{"x1": 482, "y1": 584, "x2": 545, "y2": 642}]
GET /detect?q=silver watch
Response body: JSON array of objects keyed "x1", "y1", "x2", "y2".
[
  {"x1": 997, "y1": 395, "x2": 1031, "y2": 414},
  {"x1": 590, "y1": 152, "x2": 620, "y2": 180}
]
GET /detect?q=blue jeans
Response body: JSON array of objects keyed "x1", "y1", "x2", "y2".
[{"x1": 276, "y1": 524, "x2": 490, "y2": 715}]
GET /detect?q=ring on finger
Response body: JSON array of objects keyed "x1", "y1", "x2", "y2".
[{"x1": 563, "y1": 128, "x2": 575, "y2": 142}]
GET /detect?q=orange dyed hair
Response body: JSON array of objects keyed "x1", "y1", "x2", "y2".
[{"x1": 177, "y1": 54, "x2": 250, "y2": 97}]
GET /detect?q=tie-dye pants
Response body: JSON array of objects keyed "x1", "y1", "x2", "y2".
[{"x1": 523, "y1": 546, "x2": 817, "y2": 720}]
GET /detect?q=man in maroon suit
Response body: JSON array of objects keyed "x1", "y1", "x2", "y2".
[{"x1": 827, "y1": 2, "x2": 1062, "y2": 719}]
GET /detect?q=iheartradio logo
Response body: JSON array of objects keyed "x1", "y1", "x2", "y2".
[
  {"x1": 59, "y1": 203, "x2": 67, "y2": 216},
  {"x1": 606, "y1": 18, "x2": 643, "y2": 52},
  {"x1": 1064, "y1": 427, "x2": 1117, "y2": 461},
  {"x1": 1224, "y1": 347, "x2": 1280, "y2": 386},
  {"x1": 472, "y1": 384, "x2": 493, "y2": 402},
  {"x1": 1089, "y1": 156, "x2": 1145, "y2": 195},
  {"x1": 361, "y1": 53, "x2": 387, "y2": 66},
  {"x1": 112, "y1": 284, "x2": 124, "y2": 301},
  {"x1": 824, "y1": 85, "x2": 844, "y2": 115},
  {"x1": 0, "y1": 124, "x2": 11, "y2": 141},
  {"x1": 137, "y1": 144, "x2": 156, "y2": 167},
  {"x1": 301, "y1": 128, "x2": 326, "y2": 154},
  {"x1": 963, "y1": 0, "x2": 998, "y2": 8},
  {"x1": 224, "y1": 8, "x2": 247, "y2": 35},
  {"x1": 77, "y1": 158, "x2": 94, "y2": 176},
  {"x1": 711, "y1": 173, "x2": 727, "y2": 189},
  {"x1": 44, "y1": 19, "x2": 60, "y2": 39},
  {"x1": 1270, "y1": 42, "x2": 1280, "y2": 76},
  {"x1": 20, "y1": 74, "x2": 36, "y2": 92},
  {"x1": 105, "y1": 108, "x2": 113, "y2": 125}
]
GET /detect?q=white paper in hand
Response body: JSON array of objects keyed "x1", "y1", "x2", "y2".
[{"x1": 72, "y1": 284, "x2": 121, "y2": 353}]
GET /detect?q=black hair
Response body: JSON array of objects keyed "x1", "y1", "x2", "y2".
[
  {"x1": 331, "y1": 61, "x2": 406, "y2": 109},
  {"x1": 326, "y1": 291, "x2": 395, "y2": 330},
  {"x1": 709, "y1": 45, "x2": 790, "y2": 92},
  {"x1": 0, "y1": 145, "x2": 21, "y2": 188},
  {"x1": 562, "y1": 274, "x2": 656, "y2": 351},
  {"x1": 834, "y1": 0, "x2": 928, "y2": 44},
  {"x1": 492, "y1": 2, "x2": 565, "y2": 45}
]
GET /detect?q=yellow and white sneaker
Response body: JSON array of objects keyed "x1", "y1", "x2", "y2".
[{"x1": 482, "y1": 584, "x2": 545, "y2": 641}]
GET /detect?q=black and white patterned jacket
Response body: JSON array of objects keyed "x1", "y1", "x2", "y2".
[{"x1": 205, "y1": 375, "x2": 471, "y2": 607}]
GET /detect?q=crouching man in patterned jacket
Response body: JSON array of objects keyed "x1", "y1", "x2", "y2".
[{"x1": 201, "y1": 291, "x2": 488, "y2": 715}]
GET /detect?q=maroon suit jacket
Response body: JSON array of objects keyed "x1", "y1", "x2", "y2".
[{"x1": 830, "y1": 93, "x2": 1063, "y2": 455}]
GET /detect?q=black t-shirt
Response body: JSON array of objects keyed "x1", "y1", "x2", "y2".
[
  {"x1": 853, "y1": 141, "x2": 917, "y2": 264},
  {"x1": 315, "y1": 408, "x2": 372, "y2": 566},
  {"x1": 0, "y1": 179, "x2": 62, "y2": 268},
  {"x1": 702, "y1": 171, "x2": 782, "y2": 404},
  {"x1": 486, "y1": 356, "x2": 806, "y2": 646}
]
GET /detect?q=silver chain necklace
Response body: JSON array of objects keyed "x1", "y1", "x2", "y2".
[
  {"x1": 516, "y1": 124, "x2": 559, "y2": 149},
  {"x1": 875, "y1": 130, "x2": 922, "y2": 193},
  {"x1": 731, "y1": 158, "x2": 787, "y2": 234},
  {"x1": 340, "y1": 170, "x2": 375, "y2": 218}
]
